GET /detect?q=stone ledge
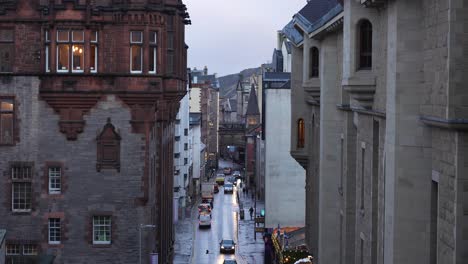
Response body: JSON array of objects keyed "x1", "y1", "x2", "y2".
[
  {"x1": 420, "y1": 116, "x2": 468, "y2": 131},
  {"x1": 303, "y1": 78, "x2": 320, "y2": 105},
  {"x1": 342, "y1": 74, "x2": 376, "y2": 109},
  {"x1": 290, "y1": 150, "x2": 308, "y2": 169}
]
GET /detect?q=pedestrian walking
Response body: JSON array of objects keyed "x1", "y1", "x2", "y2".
[{"x1": 249, "y1": 206, "x2": 254, "y2": 219}]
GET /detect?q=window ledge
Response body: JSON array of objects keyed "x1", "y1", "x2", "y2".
[
  {"x1": 92, "y1": 243, "x2": 112, "y2": 248},
  {"x1": 11, "y1": 211, "x2": 32, "y2": 215}
]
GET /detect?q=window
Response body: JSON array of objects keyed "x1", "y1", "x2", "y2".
[
  {"x1": 358, "y1": 20, "x2": 372, "y2": 69},
  {"x1": 11, "y1": 164, "x2": 32, "y2": 212},
  {"x1": 23, "y1": 244, "x2": 38, "y2": 255},
  {"x1": 0, "y1": 28, "x2": 14, "y2": 72},
  {"x1": 309, "y1": 47, "x2": 319, "y2": 78},
  {"x1": 96, "y1": 119, "x2": 121, "y2": 172},
  {"x1": 90, "y1": 31, "x2": 98, "y2": 73},
  {"x1": 149, "y1": 31, "x2": 157, "y2": 74},
  {"x1": 6, "y1": 244, "x2": 20, "y2": 255},
  {"x1": 48, "y1": 167, "x2": 61, "y2": 194},
  {"x1": 130, "y1": 31, "x2": 143, "y2": 73},
  {"x1": 184, "y1": 158, "x2": 188, "y2": 165},
  {"x1": 56, "y1": 30, "x2": 85, "y2": 73},
  {"x1": 93, "y1": 216, "x2": 111, "y2": 244},
  {"x1": 48, "y1": 218, "x2": 61, "y2": 244},
  {"x1": 166, "y1": 16, "x2": 175, "y2": 74},
  {"x1": 184, "y1": 143, "x2": 188, "y2": 151},
  {"x1": 0, "y1": 97, "x2": 14, "y2": 145},
  {"x1": 297, "y1": 119, "x2": 305, "y2": 148},
  {"x1": 184, "y1": 128, "x2": 188, "y2": 136},
  {"x1": 45, "y1": 30, "x2": 50, "y2": 72}
]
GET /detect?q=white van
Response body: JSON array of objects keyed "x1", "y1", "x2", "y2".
[{"x1": 199, "y1": 213, "x2": 211, "y2": 228}]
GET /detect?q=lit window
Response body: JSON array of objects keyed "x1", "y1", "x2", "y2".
[
  {"x1": 358, "y1": 20, "x2": 372, "y2": 69},
  {"x1": 48, "y1": 218, "x2": 61, "y2": 244},
  {"x1": 93, "y1": 216, "x2": 111, "y2": 244},
  {"x1": 56, "y1": 30, "x2": 69, "y2": 72},
  {"x1": 0, "y1": 98, "x2": 14, "y2": 144},
  {"x1": 11, "y1": 164, "x2": 33, "y2": 212},
  {"x1": 71, "y1": 30, "x2": 84, "y2": 72},
  {"x1": 48, "y1": 167, "x2": 61, "y2": 194},
  {"x1": 297, "y1": 119, "x2": 305, "y2": 148},
  {"x1": 130, "y1": 31, "x2": 143, "y2": 73}
]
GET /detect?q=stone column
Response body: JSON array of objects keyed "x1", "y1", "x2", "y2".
[
  {"x1": 384, "y1": 1, "x2": 432, "y2": 263},
  {"x1": 318, "y1": 32, "x2": 344, "y2": 262}
]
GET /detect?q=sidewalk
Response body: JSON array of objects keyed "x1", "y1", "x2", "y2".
[
  {"x1": 236, "y1": 187, "x2": 265, "y2": 264},
  {"x1": 173, "y1": 200, "x2": 197, "y2": 264}
]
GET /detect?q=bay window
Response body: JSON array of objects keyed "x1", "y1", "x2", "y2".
[{"x1": 71, "y1": 30, "x2": 84, "y2": 72}]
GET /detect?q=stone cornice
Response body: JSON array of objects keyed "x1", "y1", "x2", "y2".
[
  {"x1": 420, "y1": 116, "x2": 468, "y2": 131},
  {"x1": 290, "y1": 150, "x2": 308, "y2": 170},
  {"x1": 342, "y1": 73, "x2": 376, "y2": 109},
  {"x1": 303, "y1": 79, "x2": 320, "y2": 105},
  {"x1": 337, "y1": 104, "x2": 386, "y2": 119}
]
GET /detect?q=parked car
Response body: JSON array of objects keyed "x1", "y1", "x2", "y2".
[
  {"x1": 214, "y1": 184, "x2": 219, "y2": 193},
  {"x1": 219, "y1": 239, "x2": 236, "y2": 253},
  {"x1": 223, "y1": 259, "x2": 237, "y2": 264},
  {"x1": 198, "y1": 213, "x2": 211, "y2": 228},
  {"x1": 224, "y1": 182, "x2": 234, "y2": 194},
  {"x1": 198, "y1": 203, "x2": 211, "y2": 213},
  {"x1": 223, "y1": 167, "x2": 232, "y2": 175}
]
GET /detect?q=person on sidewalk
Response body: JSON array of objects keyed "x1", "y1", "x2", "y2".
[{"x1": 249, "y1": 207, "x2": 254, "y2": 219}]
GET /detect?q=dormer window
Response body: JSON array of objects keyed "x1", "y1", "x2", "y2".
[{"x1": 96, "y1": 118, "x2": 121, "y2": 172}]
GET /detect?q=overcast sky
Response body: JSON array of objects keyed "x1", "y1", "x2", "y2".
[{"x1": 184, "y1": 0, "x2": 307, "y2": 77}]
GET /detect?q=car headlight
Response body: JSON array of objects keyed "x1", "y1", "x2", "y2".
[{"x1": 221, "y1": 246, "x2": 225, "y2": 249}]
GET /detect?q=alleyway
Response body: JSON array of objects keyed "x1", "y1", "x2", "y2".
[{"x1": 174, "y1": 159, "x2": 265, "y2": 264}]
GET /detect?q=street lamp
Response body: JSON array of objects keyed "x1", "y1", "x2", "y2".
[{"x1": 139, "y1": 224, "x2": 156, "y2": 264}]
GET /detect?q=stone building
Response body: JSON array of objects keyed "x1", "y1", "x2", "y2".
[
  {"x1": 0, "y1": 0, "x2": 189, "y2": 263},
  {"x1": 283, "y1": 0, "x2": 468, "y2": 263}
]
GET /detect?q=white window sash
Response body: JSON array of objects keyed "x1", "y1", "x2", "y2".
[
  {"x1": 91, "y1": 45, "x2": 98, "y2": 73},
  {"x1": 48, "y1": 169, "x2": 61, "y2": 194},
  {"x1": 56, "y1": 45, "x2": 69, "y2": 73},
  {"x1": 11, "y1": 182, "x2": 31, "y2": 212},
  {"x1": 93, "y1": 217, "x2": 111, "y2": 244},
  {"x1": 130, "y1": 46, "x2": 142, "y2": 74},
  {"x1": 71, "y1": 45, "x2": 84, "y2": 73},
  {"x1": 45, "y1": 46, "x2": 50, "y2": 72},
  {"x1": 149, "y1": 47, "x2": 157, "y2": 74},
  {"x1": 48, "y1": 219, "x2": 61, "y2": 244}
]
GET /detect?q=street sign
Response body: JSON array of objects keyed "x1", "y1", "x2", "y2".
[
  {"x1": 255, "y1": 217, "x2": 265, "y2": 223},
  {"x1": 255, "y1": 227, "x2": 265, "y2": 233}
]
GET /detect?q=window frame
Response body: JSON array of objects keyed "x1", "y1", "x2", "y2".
[
  {"x1": 6, "y1": 244, "x2": 20, "y2": 256},
  {"x1": 149, "y1": 31, "x2": 157, "y2": 74},
  {"x1": 130, "y1": 31, "x2": 143, "y2": 74},
  {"x1": 90, "y1": 30, "x2": 98, "y2": 73},
  {"x1": 48, "y1": 218, "x2": 61, "y2": 245},
  {"x1": 56, "y1": 30, "x2": 70, "y2": 73},
  {"x1": 297, "y1": 118, "x2": 305, "y2": 148},
  {"x1": 309, "y1": 47, "x2": 319, "y2": 78},
  {"x1": 71, "y1": 30, "x2": 85, "y2": 73},
  {"x1": 48, "y1": 166, "x2": 62, "y2": 194},
  {"x1": 45, "y1": 30, "x2": 51, "y2": 73},
  {"x1": 11, "y1": 164, "x2": 33, "y2": 212},
  {"x1": 22, "y1": 244, "x2": 38, "y2": 256},
  {"x1": 92, "y1": 215, "x2": 112, "y2": 245},
  {"x1": 358, "y1": 19, "x2": 373, "y2": 70},
  {"x1": 0, "y1": 96, "x2": 15, "y2": 145}
]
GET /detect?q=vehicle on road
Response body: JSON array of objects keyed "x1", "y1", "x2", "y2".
[
  {"x1": 216, "y1": 175, "x2": 225, "y2": 186},
  {"x1": 219, "y1": 239, "x2": 236, "y2": 254},
  {"x1": 223, "y1": 167, "x2": 232, "y2": 175},
  {"x1": 214, "y1": 184, "x2": 219, "y2": 193},
  {"x1": 233, "y1": 171, "x2": 242, "y2": 181},
  {"x1": 198, "y1": 203, "x2": 212, "y2": 213},
  {"x1": 223, "y1": 259, "x2": 237, "y2": 264},
  {"x1": 198, "y1": 213, "x2": 211, "y2": 228},
  {"x1": 201, "y1": 182, "x2": 215, "y2": 201},
  {"x1": 224, "y1": 182, "x2": 234, "y2": 194}
]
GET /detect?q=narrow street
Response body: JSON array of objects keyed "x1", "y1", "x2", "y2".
[{"x1": 174, "y1": 159, "x2": 265, "y2": 264}]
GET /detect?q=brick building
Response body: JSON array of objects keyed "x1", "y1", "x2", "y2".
[{"x1": 0, "y1": 0, "x2": 189, "y2": 263}]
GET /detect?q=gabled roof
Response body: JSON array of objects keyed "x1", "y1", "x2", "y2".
[
  {"x1": 284, "y1": 41, "x2": 292, "y2": 54},
  {"x1": 246, "y1": 84, "x2": 260, "y2": 116}
]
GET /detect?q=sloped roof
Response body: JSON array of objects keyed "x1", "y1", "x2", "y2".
[
  {"x1": 246, "y1": 84, "x2": 260, "y2": 116},
  {"x1": 298, "y1": 0, "x2": 339, "y2": 24}
]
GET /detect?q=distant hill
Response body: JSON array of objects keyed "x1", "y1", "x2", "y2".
[{"x1": 218, "y1": 67, "x2": 261, "y2": 98}]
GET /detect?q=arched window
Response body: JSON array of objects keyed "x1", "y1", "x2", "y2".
[
  {"x1": 309, "y1": 47, "x2": 319, "y2": 78},
  {"x1": 358, "y1": 20, "x2": 372, "y2": 69},
  {"x1": 297, "y1": 119, "x2": 305, "y2": 148}
]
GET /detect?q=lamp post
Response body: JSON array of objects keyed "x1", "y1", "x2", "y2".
[{"x1": 139, "y1": 224, "x2": 156, "y2": 264}]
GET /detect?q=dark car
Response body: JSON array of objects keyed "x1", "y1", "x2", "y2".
[
  {"x1": 220, "y1": 239, "x2": 236, "y2": 254},
  {"x1": 223, "y1": 167, "x2": 232, "y2": 175},
  {"x1": 214, "y1": 185, "x2": 219, "y2": 193},
  {"x1": 223, "y1": 260, "x2": 237, "y2": 264}
]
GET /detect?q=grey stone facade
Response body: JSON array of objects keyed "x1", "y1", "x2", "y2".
[{"x1": 283, "y1": 0, "x2": 468, "y2": 263}]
